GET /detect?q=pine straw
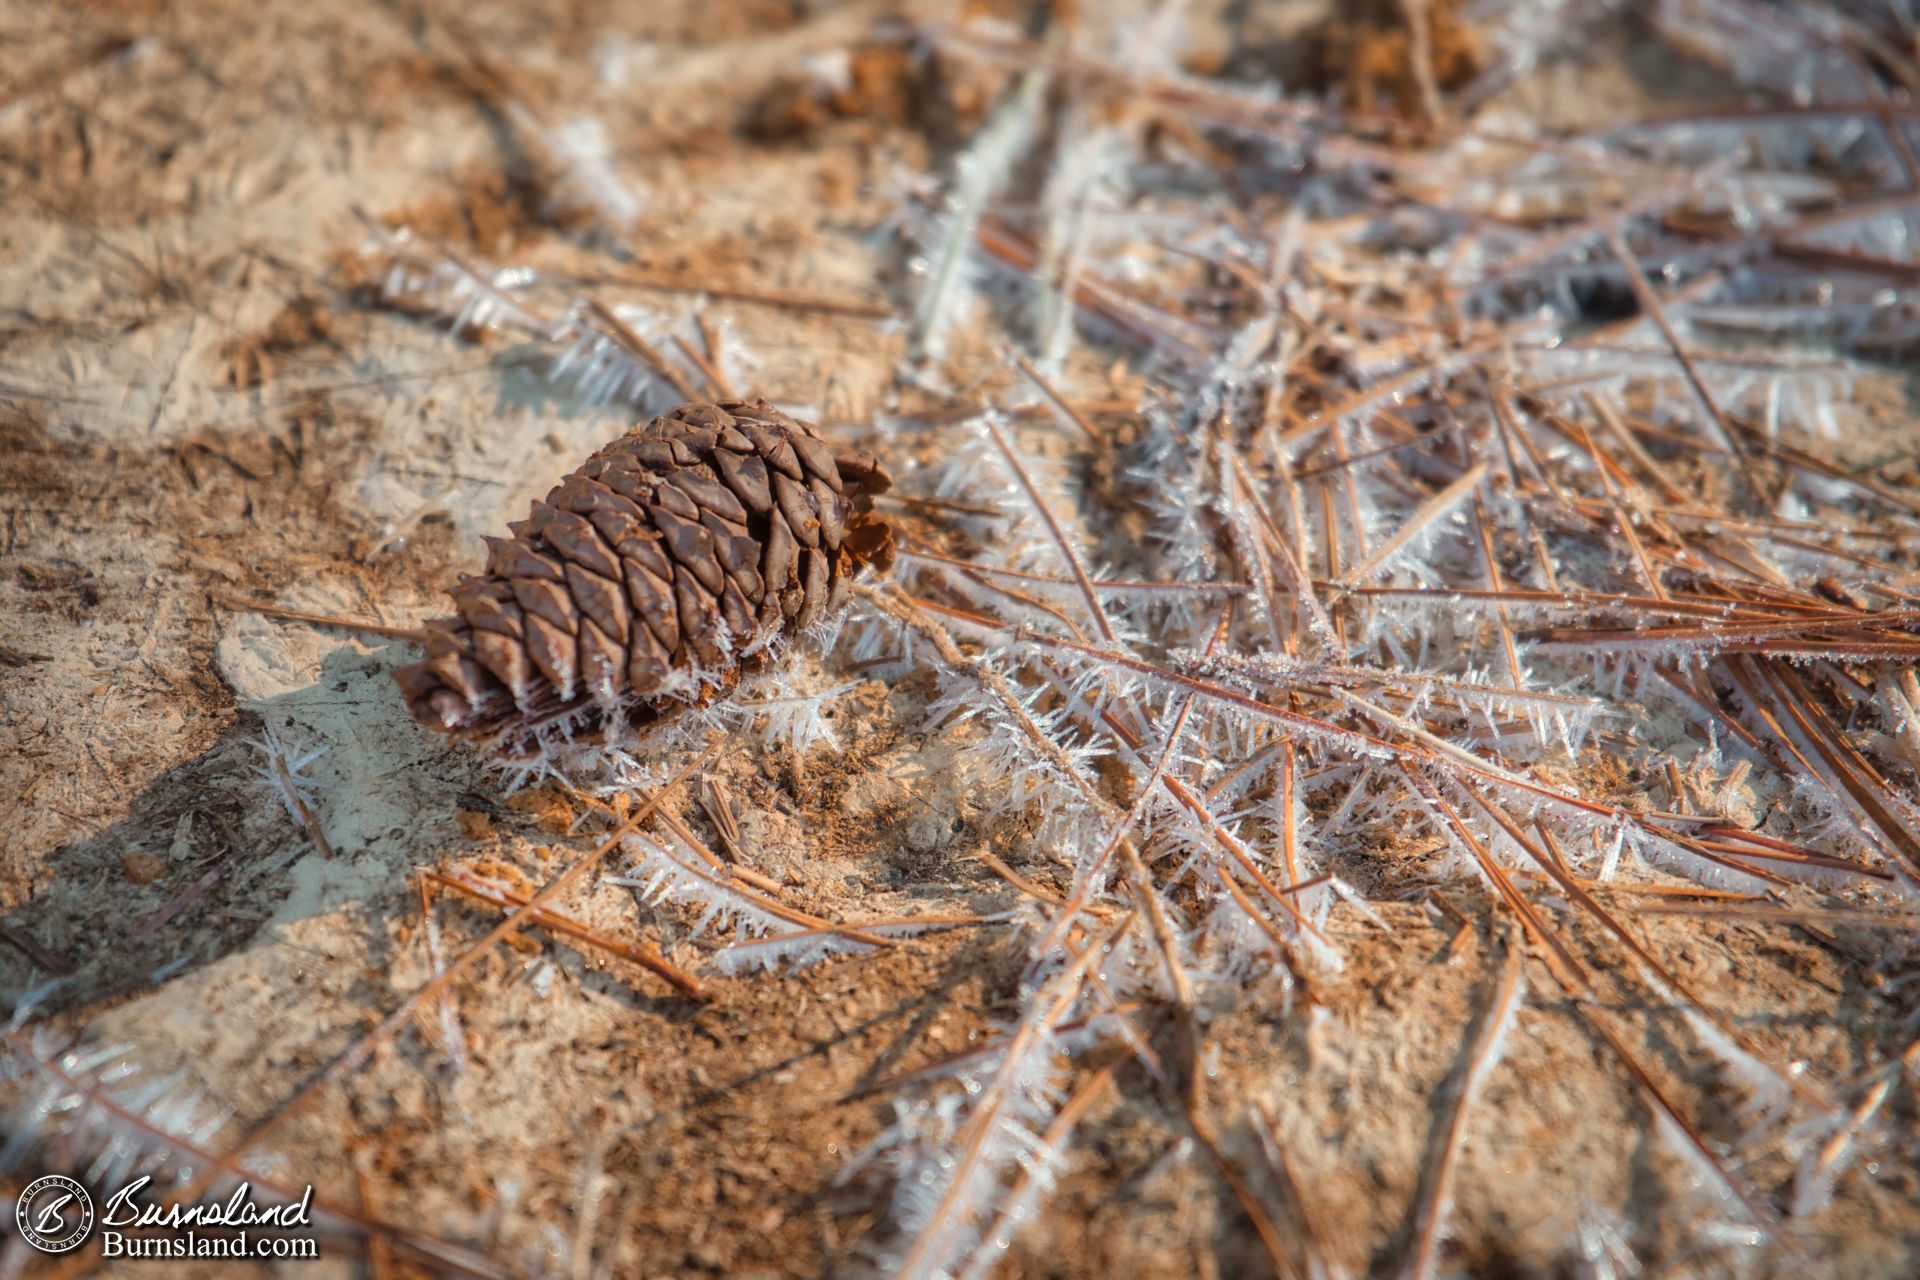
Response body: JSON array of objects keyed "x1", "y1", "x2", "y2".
[{"x1": 12, "y1": 1, "x2": 1920, "y2": 1276}]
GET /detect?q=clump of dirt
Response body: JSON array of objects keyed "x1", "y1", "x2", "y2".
[
  {"x1": 220, "y1": 296, "x2": 337, "y2": 389},
  {"x1": 380, "y1": 164, "x2": 555, "y2": 258},
  {"x1": 503, "y1": 784, "x2": 585, "y2": 836},
  {"x1": 746, "y1": 38, "x2": 1006, "y2": 146},
  {"x1": 1304, "y1": 0, "x2": 1484, "y2": 116}
]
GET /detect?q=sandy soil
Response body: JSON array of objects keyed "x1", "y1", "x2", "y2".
[{"x1": 3, "y1": 2, "x2": 1919, "y2": 1278}]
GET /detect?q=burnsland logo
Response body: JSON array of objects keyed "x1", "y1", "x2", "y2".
[
  {"x1": 13, "y1": 1176, "x2": 319, "y2": 1260},
  {"x1": 15, "y1": 1175, "x2": 95, "y2": 1253}
]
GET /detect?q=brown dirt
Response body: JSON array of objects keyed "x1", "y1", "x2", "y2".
[
  {"x1": 1303, "y1": 0, "x2": 1484, "y2": 117},
  {"x1": 3, "y1": 2, "x2": 1918, "y2": 1279}
]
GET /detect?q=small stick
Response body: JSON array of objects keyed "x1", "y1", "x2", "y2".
[
  {"x1": 1229, "y1": 451, "x2": 1336, "y2": 643},
  {"x1": 556, "y1": 270, "x2": 895, "y2": 319},
  {"x1": 1336, "y1": 462, "x2": 1490, "y2": 589},
  {"x1": 274, "y1": 752, "x2": 339, "y2": 860},
  {"x1": 901, "y1": 547, "x2": 1252, "y2": 594},
  {"x1": 427, "y1": 866, "x2": 707, "y2": 999},
  {"x1": 356, "y1": 1161, "x2": 394, "y2": 1280},
  {"x1": 1575, "y1": 1001, "x2": 1778, "y2": 1231},
  {"x1": 975, "y1": 849, "x2": 1070, "y2": 908},
  {"x1": 216, "y1": 594, "x2": 427, "y2": 643},
  {"x1": 1399, "y1": 942, "x2": 1523, "y2": 1280},
  {"x1": 1415, "y1": 774, "x2": 1588, "y2": 992},
  {"x1": 1, "y1": 924, "x2": 72, "y2": 975},
  {"x1": 1471, "y1": 493, "x2": 1524, "y2": 689},
  {"x1": 415, "y1": 875, "x2": 470, "y2": 1071},
  {"x1": 1186, "y1": 1100, "x2": 1304, "y2": 1280},
  {"x1": 1400, "y1": 0, "x2": 1444, "y2": 130},
  {"x1": 1600, "y1": 222, "x2": 1754, "y2": 485},
  {"x1": 124, "y1": 851, "x2": 242, "y2": 950},
  {"x1": 698, "y1": 777, "x2": 747, "y2": 864},
  {"x1": 673, "y1": 330, "x2": 736, "y2": 401},
  {"x1": 583, "y1": 299, "x2": 700, "y2": 402},
  {"x1": 1251, "y1": 1103, "x2": 1334, "y2": 1280},
  {"x1": 625, "y1": 827, "x2": 892, "y2": 946},
  {"x1": 983, "y1": 416, "x2": 1118, "y2": 643},
  {"x1": 1007, "y1": 346, "x2": 1101, "y2": 442},
  {"x1": 969, "y1": 1065, "x2": 1116, "y2": 1271}
]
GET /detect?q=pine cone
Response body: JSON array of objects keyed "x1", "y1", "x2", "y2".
[{"x1": 395, "y1": 400, "x2": 894, "y2": 757}]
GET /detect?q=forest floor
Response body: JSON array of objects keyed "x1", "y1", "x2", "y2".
[{"x1": 4, "y1": 1, "x2": 1919, "y2": 1278}]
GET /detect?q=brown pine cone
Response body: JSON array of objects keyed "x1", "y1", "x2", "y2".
[{"x1": 395, "y1": 400, "x2": 894, "y2": 758}]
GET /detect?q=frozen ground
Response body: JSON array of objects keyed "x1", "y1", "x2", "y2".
[{"x1": 4, "y1": 2, "x2": 1920, "y2": 1278}]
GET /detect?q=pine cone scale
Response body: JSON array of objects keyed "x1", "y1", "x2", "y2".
[
  {"x1": 564, "y1": 562, "x2": 630, "y2": 646},
  {"x1": 742, "y1": 424, "x2": 802, "y2": 478},
  {"x1": 713, "y1": 449, "x2": 774, "y2": 514},
  {"x1": 665, "y1": 471, "x2": 749, "y2": 525},
  {"x1": 811, "y1": 476, "x2": 844, "y2": 551},
  {"x1": 772, "y1": 473, "x2": 819, "y2": 548},
  {"x1": 623, "y1": 562, "x2": 679, "y2": 652},
  {"x1": 621, "y1": 531, "x2": 673, "y2": 585}
]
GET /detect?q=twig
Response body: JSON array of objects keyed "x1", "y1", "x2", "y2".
[
  {"x1": 1399, "y1": 941, "x2": 1524, "y2": 1280},
  {"x1": 1336, "y1": 462, "x2": 1490, "y2": 589},
  {"x1": 427, "y1": 866, "x2": 707, "y2": 999},
  {"x1": 216, "y1": 595, "x2": 427, "y2": 643}
]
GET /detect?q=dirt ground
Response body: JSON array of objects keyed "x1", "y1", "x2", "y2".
[{"x1": 4, "y1": 1, "x2": 1919, "y2": 1278}]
